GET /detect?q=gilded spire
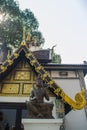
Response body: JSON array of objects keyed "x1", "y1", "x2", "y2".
[
  {"x1": 26, "y1": 28, "x2": 31, "y2": 48},
  {"x1": 23, "y1": 27, "x2": 26, "y2": 41},
  {"x1": 21, "y1": 27, "x2": 26, "y2": 46},
  {"x1": 26, "y1": 31, "x2": 31, "y2": 42}
]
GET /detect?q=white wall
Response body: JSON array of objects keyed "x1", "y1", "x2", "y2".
[
  {"x1": 54, "y1": 78, "x2": 87, "y2": 130},
  {"x1": 65, "y1": 109, "x2": 87, "y2": 130},
  {"x1": 55, "y1": 79, "x2": 81, "y2": 99}
]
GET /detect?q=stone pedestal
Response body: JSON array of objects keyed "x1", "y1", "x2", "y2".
[{"x1": 22, "y1": 119, "x2": 63, "y2": 130}]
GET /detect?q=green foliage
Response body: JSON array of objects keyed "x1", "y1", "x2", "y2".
[
  {"x1": 21, "y1": 9, "x2": 39, "y2": 31},
  {"x1": 0, "y1": 17, "x2": 23, "y2": 47},
  {"x1": 0, "y1": 0, "x2": 44, "y2": 48},
  {"x1": 0, "y1": 0, "x2": 20, "y2": 17},
  {"x1": 52, "y1": 53, "x2": 61, "y2": 64}
]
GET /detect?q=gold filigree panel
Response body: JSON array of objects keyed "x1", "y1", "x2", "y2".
[
  {"x1": 2, "y1": 83, "x2": 19, "y2": 94},
  {"x1": 23, "y1": 83, "x2": 32, "y2": 94},
  {"x1": 14, "y1": 71, "x2": 31, "y2": 80}
]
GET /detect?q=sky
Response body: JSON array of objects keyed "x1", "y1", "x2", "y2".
[{"x1": 17, "y1": 0, "x2": 87, "y2": 87}]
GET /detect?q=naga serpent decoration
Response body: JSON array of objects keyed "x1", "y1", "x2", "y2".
[{"x1": 0, "y1": 41, "x2": 86, "y2": 110}]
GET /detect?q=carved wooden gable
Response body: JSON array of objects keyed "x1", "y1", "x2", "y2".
[
  {"x1": 0, "y1": 42, "x2": 86, "y2": 110},
  {"x1": 0, "y1": 60, "x2": 37, "y2": 96},
  {"x1": 0, "y1": 44, "x2": 38, "y2": 97}
]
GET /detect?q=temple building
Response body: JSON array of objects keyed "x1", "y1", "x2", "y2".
[{"x1": 0, "y1": 34, "x2": 87, "y2": 130}]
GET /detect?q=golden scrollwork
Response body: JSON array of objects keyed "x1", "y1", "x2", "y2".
[
  {"x1": 0, "y1": 41, "x2": 86, "y2": 109},
  {"x1": 25, "y1": 47, "x2": 86, "y2": 110},
  {"x1": 58, "y1": 87, "x2": 86, "y2": 110},
  {"x1": 26, "y1": 53, "x2": 32, "y2": 58},
  {"x1": 13, "y1": 53, "x2": 19, "y2": 58},
  {"x1": 14, "y1": 71, "x2": 31, "y2": 80},
  {"x1": 0, "y1": 65, "x2": 7, "y2": 72},
  {"x1": 21, "y1": 41, "x2": 26, "y2": 46},
  {"x1": 23, "y1": 84, "x2": 32, "y2": 94},
  {"x1": 7, "y1": 59, "x2": 13, "y2": 65},
  {"x1": 2, "y1": 83, "x2": 19, "y2": 94}
]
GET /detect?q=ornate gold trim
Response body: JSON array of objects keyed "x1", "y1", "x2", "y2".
[
  {"x1": 25, "y1": 47, "x2": 86, "y2": 110},
  {"x1": 13, "y1": 53, "x2": 19, "y2": 58},
  {"x1": 7, "y1": 59, "x2": 13, "y2": 65},
  {"x1": 0, "y1": 65, "x2": 7, "y2": 72},
  {"x1": 0, "y1": 42, "x2": 86, "y2": 109},
  {"x1": 21, "y1": 41, "x2": 26, "y2": 46}
]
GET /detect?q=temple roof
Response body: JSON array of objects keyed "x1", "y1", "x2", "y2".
[
  {"x1": 0, "y1": 41, "x2": 87, "y2": 76},
  {"x1": 44, "y1": 63, "x2": 87, "y2": 76},
  {"x1": 0, "y1": 41, "x2": 86, "y2": 113}
]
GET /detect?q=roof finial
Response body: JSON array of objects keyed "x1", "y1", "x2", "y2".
[
  {"x1": 26, "y1": 28, "x2": 31, "y2": 41},
  {"x1": 23, "y1": 27, "x2": 25, "y2": 41},
  {"x1": 26, "y1": 28, "x2": 31, "y2": 48},
  {"x1": 21, "y1": 27, "x2": 26, "y2": 46}
]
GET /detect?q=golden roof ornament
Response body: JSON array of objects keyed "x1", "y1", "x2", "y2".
[
  {"x1": 21, "y1": 27, "x2": 26, "y2": 46},
  {"x1": 26, "y1": 31, "x2": 31, "y2": 42},
  {"x1": 26, "y1": 28, "x2": 32, "y2": 48}
]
